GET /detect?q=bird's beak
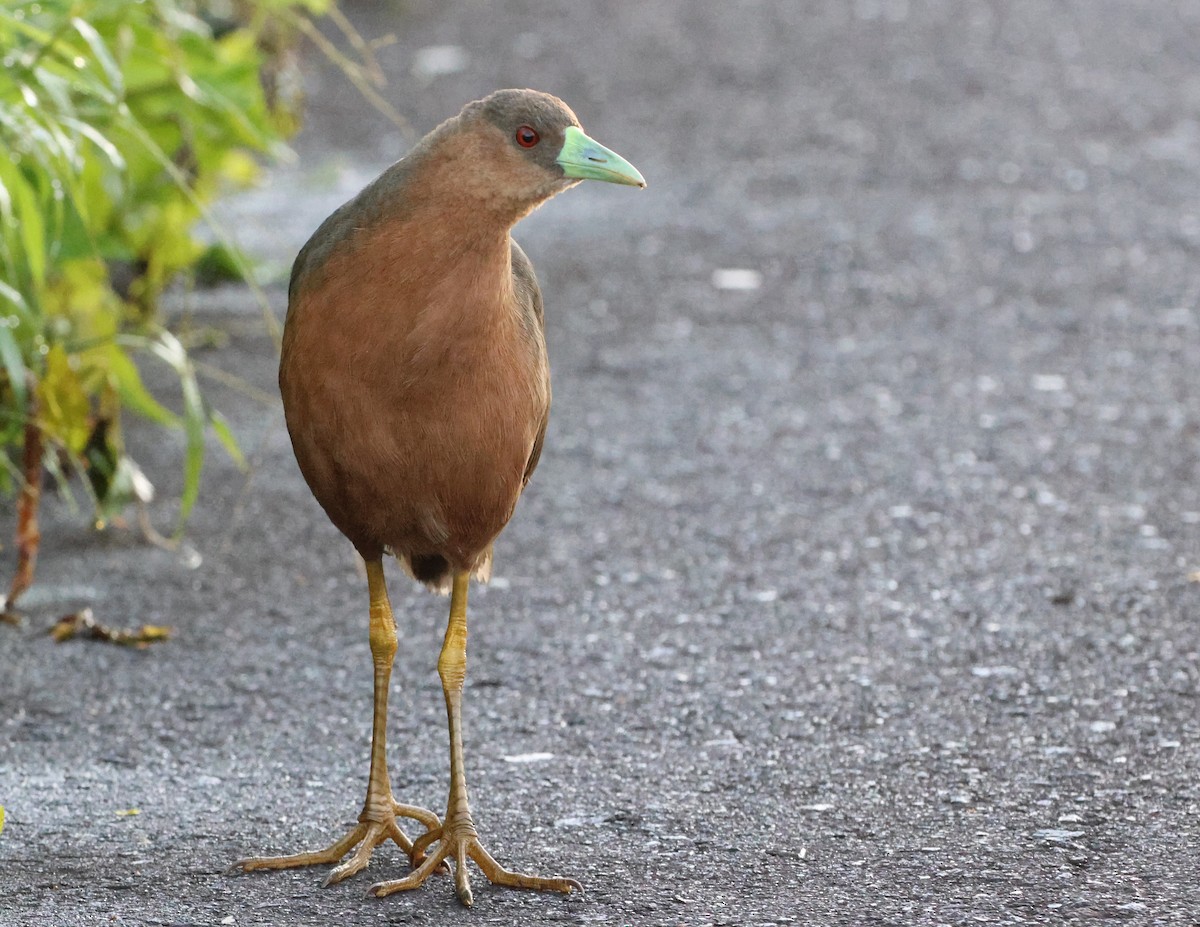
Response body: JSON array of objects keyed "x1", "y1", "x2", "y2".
[{"x1": 556, "y1": 126, "x2": 646, "y2": 188}]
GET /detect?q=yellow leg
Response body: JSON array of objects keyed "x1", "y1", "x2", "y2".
[
  {"x1": 369, "y1": 570, "x2": 581, "y2": 906},
  {"x1": 235, "y1": 558, "x2": 440, "y2": 885}
]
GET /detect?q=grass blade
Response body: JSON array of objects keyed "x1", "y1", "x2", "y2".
[{"x1": 0, "y1": 323, "x2": 28, "y2": 412}]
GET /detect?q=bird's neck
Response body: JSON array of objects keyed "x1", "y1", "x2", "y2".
[
  {"x1": 362, "y1": 208, "x2": 516, "y2": 340},
  {"x1": 399, "y1": 123, "x2": 542, "y2": 230}
]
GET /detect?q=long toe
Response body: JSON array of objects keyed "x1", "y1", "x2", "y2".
[
  {"x1": 322, "y1": 822, "x2": 390, "y2": 886},
  {"x1": 470, "y1": 840, "x2": 582, "y2": 895},
  {"x1": 234, "y1": 802, "x2": 441, "y2": 885},
  {"x1": 394, "y1": 802, "x2": 442, "y2": 833},
  {"x1": 235, "y1": 824, "x2": 368, "y2": 874},
  {"x1": 368, "y1": 822, "x2": 580, "y2": 906}
]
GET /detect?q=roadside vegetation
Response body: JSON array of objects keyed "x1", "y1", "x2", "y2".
[{"x1": 0, "y1": 0, "x2": 390, "y2": 620}]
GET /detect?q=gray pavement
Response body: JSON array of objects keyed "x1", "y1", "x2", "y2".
[{"x1": 4, "y1": 1, "x2": 1200, "y2": 924}]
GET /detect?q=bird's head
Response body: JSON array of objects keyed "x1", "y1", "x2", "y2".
[{"x1": 444, "y1": 89, "x2": 645, "y2": 221}]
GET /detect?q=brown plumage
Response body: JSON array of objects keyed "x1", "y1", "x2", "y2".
[
  {"x1": 237, "y1": 90, "x2": 644, "y2": 905},
  {"x1": 281, "y1": 96, "x2": 562, "y2": 590}
]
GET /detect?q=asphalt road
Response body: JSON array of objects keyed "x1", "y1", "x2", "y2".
[{"x1": 4, "y1": 1, "x2": 1200, "y2": 924}]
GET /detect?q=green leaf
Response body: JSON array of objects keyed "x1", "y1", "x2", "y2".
[
  {"x1": 208, "y1": 410, "x2": 245, "y2": 469},
  {"x1": 143, "y1": 330, "x2": 204, "y2": 528},
  {"x1": 71, "y1": 18, "x2": 124, "y2": 93},
  {"x1": 104, "y1": 345, "x2": 180, "y2": 429},
  {"x1": 0, "y1": 157, "x2": 45, "y2": 286},
  {"x1": 0, "y1": 279, "x2": 34, "y2": 326},
  {"x1": 38, "y1": 343, "x2": 91, "y2": 454},
  {"x1": 178, "y1": 362, "x2": 205, "y2": 528},
  {"x1": 0, "y1": 323, "x2": 27, "y2": 413},
  {"x1": 59, "y1": 116, "x2": 126, "y2": 172}
]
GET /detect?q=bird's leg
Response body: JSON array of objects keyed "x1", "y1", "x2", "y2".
[
  {"x1": 369, "y1": 571, "x2": 581, "y2": 906},
  {"x1": 235, "y1": 559, "x2": 440, "y2": 886}
]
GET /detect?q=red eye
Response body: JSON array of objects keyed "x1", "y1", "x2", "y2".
[{"x1": 515, "y1": 125, "x2": 540, "y2": 148}]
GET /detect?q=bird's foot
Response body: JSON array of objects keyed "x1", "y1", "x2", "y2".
[
  {"x1": 368, "y1": 812, "x2": 581, "y2": 907},
  {"x1": 234, "y1": 800, "x2": 441, "y2": 886}
]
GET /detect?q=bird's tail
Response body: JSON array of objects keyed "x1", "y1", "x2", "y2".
[{"x1": 398, "y1": 547, "x2": 493, "y2": 594}]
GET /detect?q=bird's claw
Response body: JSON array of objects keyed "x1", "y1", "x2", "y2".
[
  {"x1": 368, "y1": 819, "x2": 581, "y2": 907},
  {"x1": 234, "y1": 802, "x2": 442, "y2": 885}
]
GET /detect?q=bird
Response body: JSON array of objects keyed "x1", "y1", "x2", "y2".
[{"x1": 234, "y1": 89, "x2": 644, "y2": 906}]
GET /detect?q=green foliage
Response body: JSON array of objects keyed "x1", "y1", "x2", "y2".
[{"x1": 0, "y1": 0, "x2": 324, "y2": 529}]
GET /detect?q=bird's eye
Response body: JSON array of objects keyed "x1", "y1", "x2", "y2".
[{"x1": 515, "y1": 125, "x2": 540, "y2": 148}]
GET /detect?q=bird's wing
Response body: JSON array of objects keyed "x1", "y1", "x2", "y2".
[
  {"x1": 523, "y1": 417, "x2": 548, "y2": 489},
  {"x1": 510, "y1": 239, "x2": 545, "y2": 330},
  {"x1": 288, "y1": 159, "x2": 417, "y2": 308},
  {"x1": 510, "y1": 239, "x2": 549, "y2": 488}
]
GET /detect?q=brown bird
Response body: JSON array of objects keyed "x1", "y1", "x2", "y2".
[{"x1": 235, "y1": 90, "x2": 644, "y2": 906}]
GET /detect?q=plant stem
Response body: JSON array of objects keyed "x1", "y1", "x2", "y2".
[{"x1": 3, "y1": 386, "x2": 43, "y2": 621}]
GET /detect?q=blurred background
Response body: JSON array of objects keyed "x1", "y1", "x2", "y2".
[{"x1": 3, "y1": 1, "x2": 1200, "y2": 924}]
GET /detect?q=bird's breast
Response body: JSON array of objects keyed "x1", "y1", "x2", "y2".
[{"x1": 280, "y1": 225, "x2": 549, "y2": 563}]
